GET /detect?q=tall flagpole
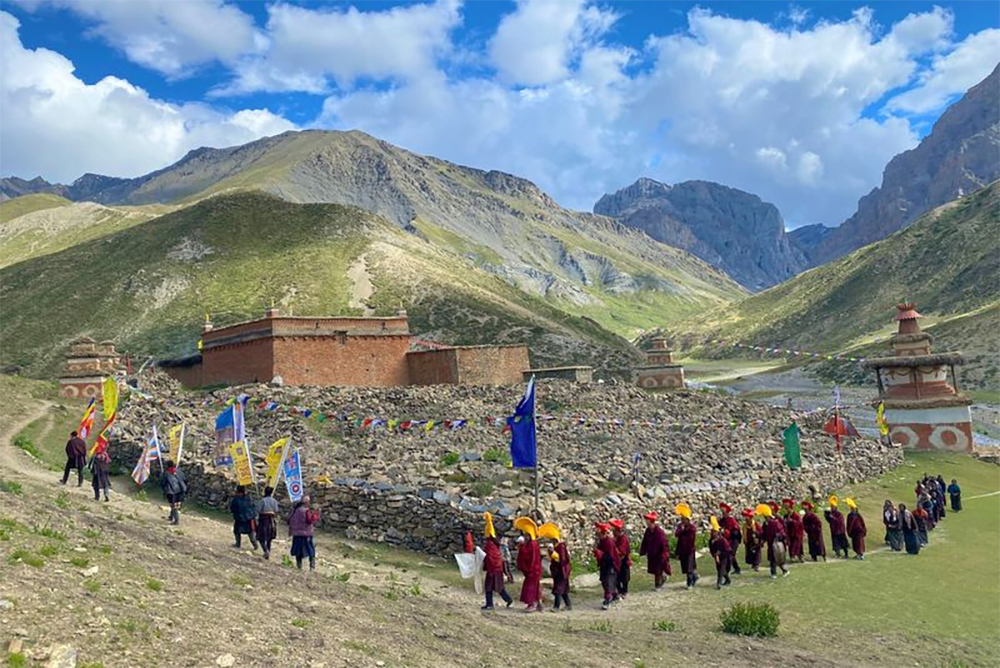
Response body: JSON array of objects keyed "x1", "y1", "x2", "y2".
[{"x1": 533, "y1": 379, "x2": 540, "y2": 516}]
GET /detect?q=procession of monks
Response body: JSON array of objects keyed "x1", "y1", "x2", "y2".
[{"x1": 480, "y1": 494, "x2": 884, "y2": 612}]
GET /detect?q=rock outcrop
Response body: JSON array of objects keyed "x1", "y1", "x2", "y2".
[
  {"x1": 594, "y1": 179, "x2": 808, "y2": 291},
  {"x1": 811, "y1": 64, "x2": 1000, "y2": 265},
  {"x1": 111, "y1": 372, "x2": 902, "y2": 557}
]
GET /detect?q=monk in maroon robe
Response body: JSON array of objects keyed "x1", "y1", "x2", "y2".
[
  {"x1": 708, "y1": 528, "x2": 733, "y2": 590},
  {"x1": 762, "y1": 512, "x2": 789, "y2": 578},
  {"x1": 548, "y1": 541, "x2": 572, "y2": 611},
  {"x1": 515, "y1": 535, "x2": 543, "y2": 612},
  {"x1": 719, "y1": 504, "x2": 742, "y2": 574},
  {"x1": 741, "y1": 509, "x2": 762, "y2": 571},
  {"x1": 846, "y1": 502, "x2": 867, "y2": 560},
  {"x1": 639, "y1": 512, "x2": 671, "y2": 589},
  {"x1": 593, "y1": 523, "x2": 621, "y2": 609},
  {"x1": 610, "y1": 519, "x2": 632, "y2": 598},
  {"x1": 482, "y1": 536, "x2": 513, "y2": 610},
  {"x1": 824, "y1": 504, "x2": 849, "y2": 558},
  {"x1": 674, "y1": 516, "x2": 699, "y2": 588},
  {"x1": 801, "y1": 501, "x2": 826, "y2": 561},
  {"x1": 784, "y1": 504, "x2": 805, "y2": 563}
]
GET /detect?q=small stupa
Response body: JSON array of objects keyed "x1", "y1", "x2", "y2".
[
  {"x1": 863, "y1": 303, "x2": 972, "y2": 451},
  {"x1": 58, "y1": 337, "x2": 122, "y2": 399},
  {"x1": 635, "y1": 336, "x2": 685, "y2": 389}
]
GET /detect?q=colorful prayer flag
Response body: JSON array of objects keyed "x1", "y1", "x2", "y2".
[
  {"x1": 876, "y1": 401, "x2": 889, "y2": 437},
  {"x1": 78, "y1": 399, "x2": 96, "y2": 440},
  {"x1": 102, "y1": 377, "x2": 119, "y2": 421},
  {"x1": 214, "y1": 405, "x2": 237, "y2": 467},
  {"x1": 282, "y1": 448, "x2": 304, "y2": 502},
  {"x1": 508, "y1": 376, "x2": 537, "y2": 469},
  {"x1": 265, "y1": 438, "x2": 290, "y2": 487},
  {"x1": 229, "y1": 441, "x2": 253, "y2": 486},
  {"x1": 131, "y1": 428, "x2": 161, "y2": 486},
  {"x1": 783, "y1": 422, "x2": 802, "y2": 469},
  {"x1": 89, "y1": 413, "x2": 115, "y2": 457},
  {"x1": 167, "y1": 424, "x2": 185, "y2": 464}
]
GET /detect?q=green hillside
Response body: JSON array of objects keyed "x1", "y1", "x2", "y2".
[
  {"x1": 0, "y1": 192, "x2": 651, "y2": 376},
  {"x1": 670, "y1": 183, "x2": 1000, "y2": 359},
  {"x1": 0, "y1": 193, "x2": 71, "y2": 224}
]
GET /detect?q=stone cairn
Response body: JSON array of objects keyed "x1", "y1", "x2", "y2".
[{"x1": 110, "y1": 372, "x2": 903, "y2": 557}]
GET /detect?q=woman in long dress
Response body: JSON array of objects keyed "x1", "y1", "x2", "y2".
[
  {"x1": 882, "y1": 500, "x2": 903, "y2": 551},
  {"x1": 899, "y1": 504, "x2": 920, "y2": 555}
]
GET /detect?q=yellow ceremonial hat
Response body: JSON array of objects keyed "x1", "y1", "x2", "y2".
[
  {"x1": 846, "y1": 498, "x2": 857, "y2": 510},
  {"x1": 755, "y1": 503, "x2": 772, "y2": 518},
  {"x1": 483, "y1": 512, "x2": 496, "y2": 539},
  {"x1": 710, "y1": 516, "x2": 721, "y2": 532},
  {"x1": 674, "y1": 502, "x2": 692, "y2": 519},
  {"x1": 537, "y1": 522, "x2": 561, "y2": 541},
  {"x1": 514, "y1": 516, "x2": 538, "y2": 540},
  {"x1": 829, "y1": 495, "x2": 839, "y2": 507}
]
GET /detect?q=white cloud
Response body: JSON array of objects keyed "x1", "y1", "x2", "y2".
[
  {"x1": 489, "y1": 0, "x2": 620, "y2": 86},
  {"x1": 12, "y1": 0, "x2": 260, "y2": 77},
  {"x1": 885, "y1": 5, "x2": 953, "y2": 53},
  {"x1": 0, "y1": 11, "x2": 294, "y2": 182},
  {"x1": 887, "y1": 28, "x2": 1000, "y2": 114},
  {"x1": 219, "y1": 0, "x2": 461, "y2": 95}
]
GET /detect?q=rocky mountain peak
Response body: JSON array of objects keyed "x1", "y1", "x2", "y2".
[{"x1": 594, "y1": 177, "x2": 808, "y2": 291}]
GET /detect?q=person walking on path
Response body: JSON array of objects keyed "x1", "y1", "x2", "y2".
[
  {"x1": 288, "y1": 496, "x2": 319, "y2": 570},
  {"x1": 719, "y1": 504, "x2": 742, "y2": 574},
  {"x1": 160, "y1": 460, "x2": 186, "y2": 525},
  {"x1": 548, "y1": 535, "x2": 572, "y2": 612},
  {"x1": 845, "y1": 498, "x2": 867, "y2": 560},
  {"x1": 61, "y1": 431, "x2": 88, "y2": 487},
  {"x1": 88, "y1": 444, "x2": 111, "y2": 502},
  {"x1": 481, "y1": 513, "x2": 513, "y2": 611},
  {"x1": 801, "y1": 501, "x2": 826, "y2": 561},
  {"x1": 824, "y1": 497, "x2": 849, "y2": 559},
  {"x1": 593, "y1": 522, "x2": 620, "y2": 610},
  {"x1": 229, "y1": 486, "x2": 259, "y2": 550},
  {"x1": 761, "y1": 503, "x2": 789, "y2": 578},
  {"x1": 900, "y1": 504, "x2": 921, "y2": 555},
  {"x1": 709, "y1": 522, "x2": 733, "y2": 590},
  {"x1": 947, "y1": 479, "x2": 962, "y2": 512},
  {"x1": 610, "y1": 519, "x2": 631, "y2": 599},
  {"x1": 883, "y1": 500, "x2": 903, "y2": 551},
  {"x1": 783, "y1": 499, "x2": 805, "y2": 563},
  {"x1": 514, "y1": 519, "x2": 543, "y2": 612},
  {"x1": 742, "y1": 508, "x2": 763, "y2": 570},
  {"x1": 639, "y1": 511, "x2": 671, "y2": 589},
  {"x1": 674, "y1": 503, "x2": 699, "y2": 589},
  {"x1": 256, "y1": 486, "x2": 280, "y2": 559}
]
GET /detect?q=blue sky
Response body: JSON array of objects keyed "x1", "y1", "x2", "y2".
[{"x1": 2, "y1": 1, "x2": 998, "y2": 227}]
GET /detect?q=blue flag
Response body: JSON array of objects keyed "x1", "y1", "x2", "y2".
[
  {"x1": 508, "y1": 376, "x2": 537, "y2": 469},
  {"x1": 282, "y1": 448, "x2": 304, "y2": 502},
  {"x1": 214, "y1": 405, "x2": 236, "y2": 467}
]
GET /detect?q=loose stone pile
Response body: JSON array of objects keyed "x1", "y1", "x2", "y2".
[{"x1": 111, "y1": 372, "x2": 902, "y2": 556}]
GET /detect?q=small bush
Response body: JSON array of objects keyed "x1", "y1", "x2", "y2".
[
  {"x1": 79, "y1": 663, "x2": 106, "y2": 668},
  {"x1": 54, "y1": 491, "x2": 70, "y2": 509},
  {"x1": 71, "y1": 557, "x2": 90, "y2": 568},
  {"x1": 99, "y1": 545, "x2": 112, "y2": 555},
  {"x1": 83, "y1": 579, "x2": 101, "y2": 593},
  {"x1": 482, "y1": 448, "x2": 509, "y2": 464},
  {"x1": 0, "y1": 480, "x2": 22, "y2": 496},
  {"x1": 33, "y1": 525, "x2": 65, "y2": 541},
  {"x1": 145, "y1": 578, "x2": 163, "y2": 592},
  {"x1": 440, "y1": 451, "x2": 460, "y2": 466},
  {"x1": 409, "y1": 579, "x2": 422, "y2": 597},
  {"x1": 6, "y1": 652, "x2": 27, "y2": 668},
  {"x1": 720, "y1": 602, "x2": 780, "y2": 638},
  {"x1": 589, "y1": 620, "x2": 614, "y2": 634},
  {"x1": 8, "y1": 549, "x2": 44, "y2": 568},
  {"x1": 281, "y1": 555, "x2": 294, "y2": 568},
  {"x1": 469, "y1": 480, "x2": 494, "y2": 497},
  {"x1": 39, "y1": 544, "x2": 59, "y2": 557},
  {"x1": 83, "y1": 528, "x2": 102, "y2": 540},
  {"x1": 442, "y1": 472, "x2": 468, "y2": 483},
  {"x1": 653, "y1": 620, "x2": 676, "y2": 632},
  {"x1": 230, "y1": 574, "x2": 252, "y2": 587},
  {"x1": 291, "y1": 619, "x2": 309, "y2": 629},
  {"x1": 333, "y1": 571, "x2": 351, "y2": 583},
  {"x1": 12, "y1": 434, "x2": 41, "y2": 459}
]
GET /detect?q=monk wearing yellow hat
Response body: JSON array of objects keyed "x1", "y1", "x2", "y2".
[
  {"x1": 845, "y1": 498, "x2": 868, "y2": 560},
  {"x1": 673, "y1": 503, "x2": 699, "y2": 589},
  {"x1": 481, "y1": 513, "x2": 513, "y2": 611},
  {"x1": 824, "y1": 496, "x2": 850, "y2": 559}
]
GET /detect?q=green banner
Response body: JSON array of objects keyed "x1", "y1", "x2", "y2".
[{"x1": 783, "y1": 422, "x2": 802, "y2": 469}]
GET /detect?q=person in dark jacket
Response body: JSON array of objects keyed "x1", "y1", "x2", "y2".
[
  {"x1": 593, "y1": 523, "x2": 620, "y2": 609},
  {"x1": 256, "y1": 486, "x2": 280, "y2": 559},
  {"x1": 674, "y1": 503, "x2": 699, "y2": 589},
  {"x1": 883, "y1": 500, "x2": 903, "y2": 551},
  {"x1": 708, "y1": 525, "x2": 733, "y2": 590},
  {"x1": 160, "y1": 460, "x2": 187, "y2": 525},
  {"x1": 61, "y1": 431, "x2": 88, "y2": 486},
  {"x1": 89, "y1": 444, "x2": 111, "y2": 502},
  {"x1": 229, "y1": 486, "x2": 258, "y2": 550},
  {"x1": 947, "y1": 479, "x2": 962, "y2": 512},
  {"x1": 825, "y1": 498, "x2": 849, "y2": 559},
  {"x1": 610, "y1": 518, "x2": 631, "y2": 599}
]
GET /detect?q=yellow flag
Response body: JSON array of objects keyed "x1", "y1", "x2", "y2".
[
  {"x1": 265, "y1": 438, "x2": 289, "y2": 487},
  {"x1": 229, "y1": 441, "x2": 253, "y2": 485},
  {"x1": 876, "y1": 402, "x2": 889, "y2": 437},
  {"x1": 167, "y1": 424, "x2": 185, "y2": 463},
  {"x1": 102, "y1": 377, "x2": 119, "y2": 420}
]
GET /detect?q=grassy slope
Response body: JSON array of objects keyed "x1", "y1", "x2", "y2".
[
  {"x1": 674, "y1": 183, "x2": 1000, "y2": 351},
  {"x1": 0, "y1": 193, "x2": 70, "y2": 224},
  {"x1": 0, "y1": 192, "x2": 644, "y2": 376}
]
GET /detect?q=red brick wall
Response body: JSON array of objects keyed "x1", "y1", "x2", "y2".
[
  {"x1": 408, "y1": 346, "x2": 529, "y2": 386},
  {"x1": 406, "y1": 349, "x2": 459, "y2": 385},
  {"x1": 272, "y1": 335, "x2": 410, "y2": 386},
  {"x1": 202, "y1": 338, "x2": 274, "y2": 386},
  {"x1": 161, "y1": 364, "x2": 203, "y2": 389},
  {"x1": 455, "y1": 346, "x2": 529, "y2": 385}
]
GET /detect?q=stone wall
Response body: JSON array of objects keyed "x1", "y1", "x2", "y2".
[
  {"x1": 272, "y1": 335, "x2": 411, "y2": 387},
  {"x1": 202, "y1": 337, "x2": 274, "y2": 386}
]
